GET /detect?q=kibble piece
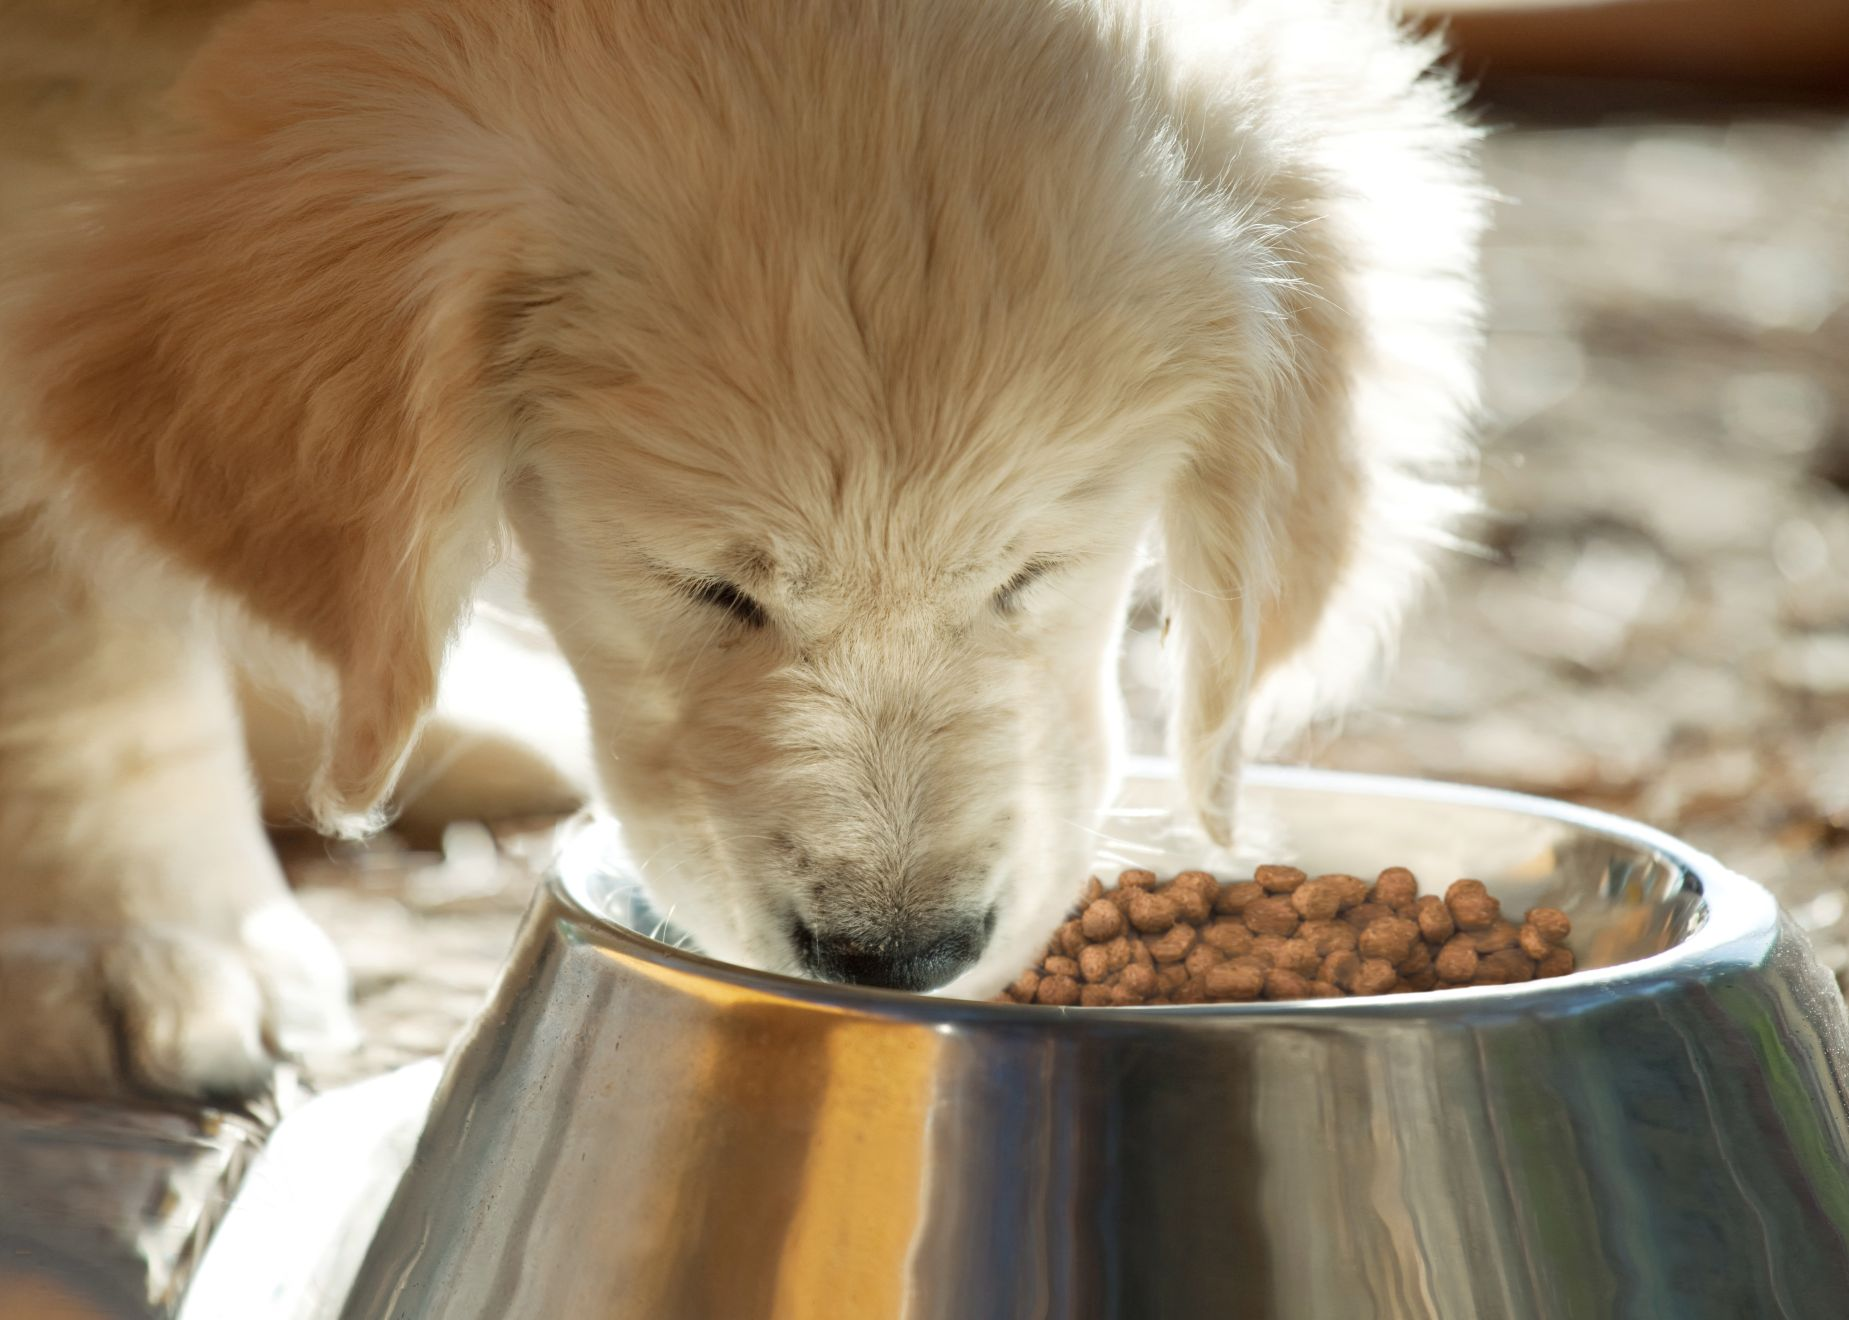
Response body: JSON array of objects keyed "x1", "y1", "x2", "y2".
[
  {"x1": 1448, "y1": 889, "x2": 1501, "y2": 931},
  {"x1": 1256, "y1": 864, "x2": 1308, "y2": 895},
  {"x1": 1079, "y1": 984, "x2": 1113, "y2": 1007},
  {"x1": 1302, "y1": 981, "x2": 1344, "y2": 999},
  {"x1": 1474, "y1": 949, "x2": 1535, "y2": 985},
  {"x1": 1351, "y1": 959, "x2": 1398, "y2": 996},
  {"x1": 1275, "y1": 938, "x2": 1322, "y2": 976},
  {"x1": 1010, "y1": 969, "x2": 1041, "y2": 1002},
  {"x1": 1036, "y1": 975, "x2": 1081, "y2": 1006},
  {"x1": 1120, "y1": 964, "x2": 1158, "y2": 997},
  {"x1": 1371, "y1": 867, "x2": 1418, "y2": 909},
  {"x1": 1082, "y1": 875, "x2": 1105, "y2": 905},
  {"x1": 1108, "y1": 982, "x2": 1146, "y2": 1006},
  {"x1": 1415, "y1": 895, "x2": 1455, "y2": 945},
  {"x1": 1446, "y1": 878, "x2": 1488, "y2": 903},
  {"x1": 1169, "y1": 871, "x2": 1220, "y2": 924},
  {"x1": 1472, "y1": 920, "x2": 1520, "y2": 954},
  {"x1": 1078, "y1": 944, "x2": 1113, "y2": 984},
  {"x1": 1535, "y1": 946, "x2": 1575, "y2": 979},
  {"x1": 1323, "y1": 874, "x2": 1371, "y2": 911},
  {"x1": 1518, "y1": 923, "x2": 1552, "y2": 961},
  {"x1": 1184, "y1": 944, "x2": 1224, "y2": 977},
  {"x1": 1205, "y1": 959, "x2": 1266, "y2": 1002},
  {"x1": 1358, "y1": 917, "x2": 1421, "y2": 966},
  {"x1": 1081, "y1": 899, "x2": 1125, "y2": 942},
  {"x1": 1320, "y1": 949, "x2": 1360, "y2": 990},
  {"x1": 1118, "y1": 868, "x2": 1159, "y2": 890},
  {"x1": 1056, "y1": 920, "x2": 1088, "y2": 957},
  {"x1": 1434, "y1": 938, "x2": 1478, "y2": 983},
  {"x1": 1298, "y1": 919, "x2": 1358, "y2": 955},
  {"x1": 1157, "y1": 964, "x2": 1190, "y2": 993},
  {"x1": 1104, "y1": 936, "x2": 1133, "y2": 972},
  {"x1": 1291, "y1": 877, "x2": 1347, "y2": 922},
  {"x1": 1105, "y1": 887, "x2": 1138, "y2": 914},
  {"x1": 1215, "y1": 880, "x2": 1266, "y2": 915},
  {"x1": 1400, "y1": 941, "x2": 1433, "y2": 977},
  {"x1": 1044, "y1": 955, "x2": 1080, "y2": 978},
  {"x1": 1400, "y1": 965, "x2": 1439, "y2": 993},
  {"x1": 1243, "y1": 896, "x2": 1301, "y2": 938},
  {"x1": 1265, "y1": 968, "x2": 1313, "y2": 1000},
  {"x1": 1525, "y1": 907, "x2": 1572, "y2": 945},
  {"x1": 1147, "y1": 922, "x2": 1199, "y2": 964},
  {"x1": 1172, "y1": 980, "x2": 1208, "y2": 1005},
  {"x1": 1202, "y1": 921, "x2": 1255, "y2": 956},
  {"x1": 1248, "y1": 934, "x2": 1289, "y2": 966},
  {"x1": 1130, "y1": 938, "x2": 1155, "y2": 968},
  {"x1": 1344, "y1": 902, "x2": 1391, "y2": 930},
  {"x1": 1128, "y1": 889, "x2": 1179, "y2": 934}
]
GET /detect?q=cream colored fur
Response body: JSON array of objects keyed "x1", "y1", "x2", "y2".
[{"x1": 0, "y1": 0, "x2": 1482, "y2": 1098}]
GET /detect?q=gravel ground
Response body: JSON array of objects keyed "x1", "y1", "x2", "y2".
[{"x1": 289, "y1": 104, "x2": 1849, "y2": 1092}]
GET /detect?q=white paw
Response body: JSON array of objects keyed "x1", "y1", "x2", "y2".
[{"x1": 0, "y1": 908, "x2": 355, "y2": 1103}]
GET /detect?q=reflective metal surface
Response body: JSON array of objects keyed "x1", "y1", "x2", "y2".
[{"x1": 341, "y1": 762, "x2": 1849, "y2": 1320}]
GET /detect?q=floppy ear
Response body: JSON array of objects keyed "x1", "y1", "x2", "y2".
[
  {"x1": 1161, "y1": 42, "x2": 1483, "y2": 847},
  {"x1": 6, "y1": 4, "x2": 525, "y2": 832}
]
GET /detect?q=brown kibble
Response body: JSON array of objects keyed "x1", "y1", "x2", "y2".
[
  {"x1": 1036, "y1": 975, "x2": 1081, "y2": 1006},
  {"x1": 1056, "y1": 920, "x2": 1088, "y2": 957},
  {"x1": 1434, "y1": 938, "x2": 1478, "y2": 982},
  {"x1": 1302, "y1": 982, "x2": 1344, "y2": 999},
  {"x1": 1184, "y1": 944, "x2": 1224, "y2": 977},
  {"x1": 1525, "y1": 907, "x2": 1572, "y2": 944},
  {"x1": 1536, "y1": 946, "x2": 1575, "y2": 979},
  {"x1": 1248, "y1": 934, "x2": 1289, "y2": 966},
  {"x1": 1078, "y1": 944, "x2": 1113, "y2": 984},
  {"x1": 1264, "y1": 969, "x2": 1312, "y2": 999},
  {"x1": 1400, "y1": 941, "x2": 1433, "y2": 977},
  {"x1": 1291, "y1": 877, "x2": 1347, "y2": 922},
  {"x1": 1400, "y1": 965, "x2": 1439, "y2": 993},
  {"x1": 1352, "y1": 959, "x2": 1398, "y2": 996},
  {"x1": 1322, "y1": 874, "x2": 1371, "y2": 911},
  {"x1": 1475, "y1": 949, "x2": 1535, "y2": 985},
  {"x1": 1473, "y1": 920, "x2": 1521, "y2": 954},
  {"x1": 1276, "y1": 938, "x2": 1322, "y2": 976},
  {"x1": 1358, "y1": 917, "x2": 1421, "y2": 966},
  {"x1": 1169, "y1": 871, "x2": 1220, "y2": 924},
  {"x1": 1106, "y1": 887, "x2": 1138, "y2": 913},
  {"x1": 1243, "y1": 895, "x2": 1301, "y2": 937},
  {"x1": 1172, "y1": 980, "x2": 1208, "y2": 1004},
  {"x1": 1109, "y1": 982, "x2": 1147, "y2": 1006},
  {"x1": 1120, "y1": 964, "x2": 1158, "y2": 997},
  {"x1": 1146, "y1": 996, "x2": 1172, "y2": 1005},
  {"x1": 1118, "y1": 868, "x2": 1159, "y2": 890},
  {"x1": 1044, "y1": 955, "x2": 1079, "y2": 978},
  {"x1": 1298, "y1": 919, "x2": 1358, "y2": 955},
  {"x1": 1320, "y1": 950, "x2": 1360, "y2": 990},
  {"x1": 1415, "y1": 895, "x2": 1455, "y2": 945},
  {"x1": 1215, "y1": 880, "x2": 1266, "y2": 915},
  {"x1": 1130, "y1": 938, "x2": 1155, "y2": 968},
  {"x1": 1009, "y1": 969, "x2": 1041, "y2": 1002},
  {"x1": 1082, "y1": 875, "x2": 1105, "y2": 904},
  {"x1": 1446, "y1": 878, "x2": 1487, "y2": 902},
  {"x1": 1519, "y1": 923, "x2": 1552, "y2": 961},
  {"x1": 1448, "y1": 890, "x2": 1501, "y2": 931},
  {"x1": 1205, "y1": 959, "x2": 1266, "y2": 1001},
  {"x1": 1148, "y1": 922, "x2": 1199, "y2": 964},
  {"x1": 1371, "y1": 867, "x2": 1418, "y2": 908},
  {"x1": 1081, "y1": 899, "x2": 1125, "y2": 942},
  {"x1": 1344, "y1": 902, "x2": 1392, "y2": 930},
  {"x1": 1128, "y1": 889, "x2": 1179, "y2": 934},
  {"x1": 1202, "y1": 921, "x2": 1255, "y2": 956},
  {"x1": 1157, "y1": 964, "x2": 1190, "y2": 993},
  {"x1": 1079, "y1": 984, "x2": 1113, "y2": 1006},
  {"x1": 1104, "y1": 936, "x2": 1133, "y2": 972},
  {"x1": 1255, "y1": 864, "x2": 1307, "y2": 894}
]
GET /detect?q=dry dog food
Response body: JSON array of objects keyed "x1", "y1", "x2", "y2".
[{"x1": 999, "y1": 866, "x2": 1575, "y2": 1006}]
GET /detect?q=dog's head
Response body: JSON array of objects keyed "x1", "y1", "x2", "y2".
[{"x1": 7, "y1": 0, "x2": 1478, "y2": 992}]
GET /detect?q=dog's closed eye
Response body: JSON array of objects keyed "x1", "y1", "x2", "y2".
[
  {"x1": 687, "y1": 578, "x2": 768, "y2": 628},
  {"x1": 992, "y1": 558, "x2": 1062, "y2": 616}
]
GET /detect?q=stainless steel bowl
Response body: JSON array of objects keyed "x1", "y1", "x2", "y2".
[{"x1": 341, "y1": 763, "x2": 1849, "y2": 1320}]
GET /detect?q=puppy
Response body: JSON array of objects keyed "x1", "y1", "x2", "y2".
[{"x1": 0, "y1": 0, "x2": 1482, "y2": 1099}]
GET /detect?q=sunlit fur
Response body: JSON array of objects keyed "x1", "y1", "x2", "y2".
[{"x1": 0, "y1": 0, "x2": 1482, "y2": 1092}]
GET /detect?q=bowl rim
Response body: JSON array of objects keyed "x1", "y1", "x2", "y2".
[{"x1": 546, "y1": 759, "x2": 1781, "y2": 1024}]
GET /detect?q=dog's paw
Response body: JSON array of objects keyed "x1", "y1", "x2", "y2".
[{"x1": 0, "y1": 912, "x2": 356, "y2": 1104}]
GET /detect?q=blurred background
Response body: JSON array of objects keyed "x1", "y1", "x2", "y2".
[{"x1": 283, "y1": 0, "x2": 1849, "y2": 1088}]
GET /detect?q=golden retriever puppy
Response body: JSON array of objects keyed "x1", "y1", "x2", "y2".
[{"x1": 0, "y1": 0, "x2": 1482, "y2": 1098}]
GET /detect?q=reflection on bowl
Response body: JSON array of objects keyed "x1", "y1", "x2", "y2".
[{"x1": 342, "y1": 762, "x2": 1849, "y2": 1320}]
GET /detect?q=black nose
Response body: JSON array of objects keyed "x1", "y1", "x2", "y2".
[{"x1": 794, "y1": 919, "x2": 989, "y2": 991}]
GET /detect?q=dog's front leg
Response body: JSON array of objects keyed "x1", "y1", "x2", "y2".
[{"x1": 0, "y1": 519, "x2": 353, "y2": 1101}]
